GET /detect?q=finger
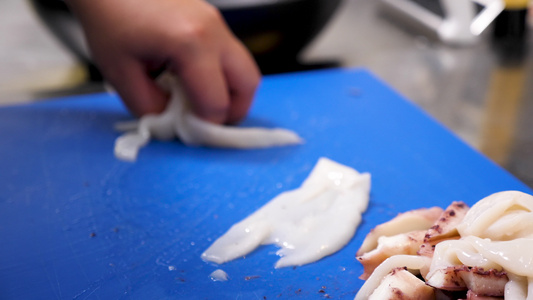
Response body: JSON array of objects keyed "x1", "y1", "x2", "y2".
[
  {"x1": 173, "y1": 55, "x2": 230, "y2": 124},
  {"x1": 102, "y1": 58, "x2": 169, "y2": 117},
  {"x1": 221, "y1": 41, "x2": 261, "y2": 124}
]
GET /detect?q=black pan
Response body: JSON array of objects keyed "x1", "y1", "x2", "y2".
[{"x1": 29, "y1": 0, "x2": 342, "y2": 75}]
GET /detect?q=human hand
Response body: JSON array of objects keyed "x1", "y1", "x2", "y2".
[{"x1": 65, "y1": 0, "x2": 261, "y2": 124}]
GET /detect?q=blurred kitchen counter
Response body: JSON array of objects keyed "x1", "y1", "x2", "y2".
[
  {"x1": 1, "y1": 0, "x2": 532, "y2": 186},
  {"x1": 304, "y1": 0, "x2": 533, "y2": 187}
]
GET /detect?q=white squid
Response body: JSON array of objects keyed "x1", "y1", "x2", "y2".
[{"x1": 114, "y1": 75, "x2": 303, "y2": 161}]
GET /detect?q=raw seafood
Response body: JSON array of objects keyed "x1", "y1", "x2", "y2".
[
  {"x1": 114, "y1": 74, "x2": 303, "y2": 161},
  {"x1": 202, "y1": 157, "x2": 371, "y2": 268},
  {"x1": 367, "y1": 267, "x2": 435, "y2": 300},
  {"x1": 418, "y1": 201, "x2": 469, "y2": 258},
  {"x1": 357, "y1": 230, "x2": 427, "y2": 280},
  {"x1": 356, "y1": 207, "x2": 443, "y2": 256},
  {"x1": 355, "y1": 190, "x2": 533, "y2": 300},
  {"x1": 457, "y1": 190, "x2": 533, "y2": 240},
  {"x1": 355, "y1": 206, "x2": 444, "y2": 279},
  {"x1": 355, "y1": 255, "x2": 431, "y2": 300},
  {"x1": 426, "y1": 264, "x2": 508, "y2": 296}
]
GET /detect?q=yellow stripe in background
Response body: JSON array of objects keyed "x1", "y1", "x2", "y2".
[
  {"x1": 479, "y1": 64, "x2": 527, "y2": 166},
  {"x1": 503, "y1": 0, "x2": 529, "y2": 9}
]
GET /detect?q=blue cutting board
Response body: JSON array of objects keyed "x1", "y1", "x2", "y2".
[{"x1": 0, "y1": 68, "x2": 530, "y2": 299}]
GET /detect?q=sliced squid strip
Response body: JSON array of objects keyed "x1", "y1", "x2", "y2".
[
  {"x1": 113, "y1": 74, "x2": 302, "y2": 161},
  {"x1": 357, "y1": 206, "x2": 443, "y2": 256},
  {"x1": 505, "y1": 274, "x2": 528, "y2": 300},
  {"x1": 467, "y1": 236, "x2": 533, "y2": 277},
  {"x1": 202, "y1": 158, "x2": 371, "y2": 268},
  {"x1": 177, "y1": 112, "x2": 303, "y2": 149},
  {"x1": 418, "y1": 201, "x2": 469, "y2": 258},
  {"x1": 357, "y1": 230, "x2": 426, "y2": 280},
  {"x1": 355, "y1": 255, "x2": 431, "y2": 300},
  {"x1": 424, "y1": 201, "x2": 469, "y2": 243},
  {"x1": 457, "y1": 191, "x2": 533, "y2": 239},
  {"x1": 368, "y1": 267, "x2": 434, "y2": 300}
]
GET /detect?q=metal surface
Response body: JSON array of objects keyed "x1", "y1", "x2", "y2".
[
  {"x1": 1, "y1": 68, "x2": 530, "y2": 299},
  {"x1": 379, "y1": 0, "x2": 504, "y2": 44}
]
